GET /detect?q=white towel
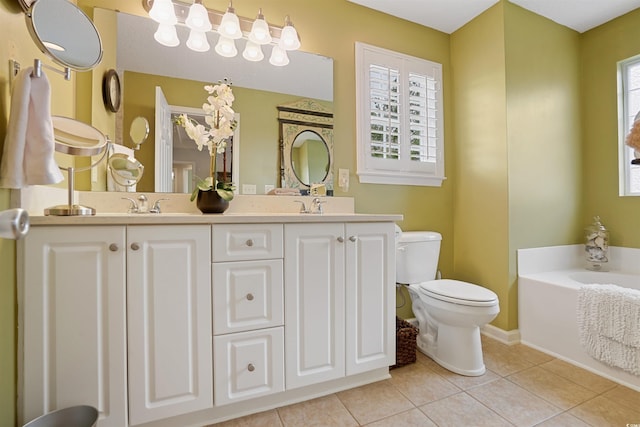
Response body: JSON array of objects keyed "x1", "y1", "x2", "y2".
[
  {"x1": 0, "y1": 67, "x2": 64, "y2": 188},
  {"x1": 577, "y1": 284, "x2": 640, "y2": 376}
]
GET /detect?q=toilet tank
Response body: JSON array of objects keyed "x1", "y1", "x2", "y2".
[{"x1": 396, "y1": 231, "x2": 442, "y2": 284}]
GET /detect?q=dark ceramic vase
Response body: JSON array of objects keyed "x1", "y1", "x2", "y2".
[{"x1": 196, "y1": 189, "x2": 229, "y2": 214}]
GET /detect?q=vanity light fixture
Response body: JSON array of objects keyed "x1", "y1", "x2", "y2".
[{"x1": 143, "y1": 0, "x2": 301, "y2": 66}]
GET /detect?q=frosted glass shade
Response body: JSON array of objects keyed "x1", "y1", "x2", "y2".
[
  {"x1": 218, "y1": 9, "x2": 242, "y2": 39},
  {"x1": 149, "y1": 0, "x2": 177, "y2": 25},
  {"x1": 215, "y1": 36, "x2": 238, "y2": 57},
  {"x1": 154, "y1": 23, "x2": 179, "y2": 47},
  {"x1": 185, "y1": 3, "x2": 212, "y2": 32},
  {"x1": 269, "y1": 45, "x2": 289, "y2": 66},
  {"x1": 279, "y1": 23, "x2": 300, "y2": 51},
  {"x1": 242, "y1": 40, "x2": 264, "y2": 61},
  {"x1": 186, "y1": 30, "x2": 210, "y2": 52},
  {"x1": 248, "y1": 17, "x2": 272, "y2": 45}
]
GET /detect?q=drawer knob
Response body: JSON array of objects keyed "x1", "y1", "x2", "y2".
[
  {"x1": 349, "y1": 236, "x2": 357, "y2": 242},
  {"x1": 109, "y1": 243, "x2": 119, "y2": 252},
  {"x1": 131, "y1": 242, "x2": 140, "y2": 251},
  {"x1": 246, "y1": 239, "x2": 254, "y2": 247},
  {"x1": 337, "y1": 236, "x2": 344, "y2": 243},
  {"x1": 246, "y1": 293, "x2": 254, "y2": 301},
  {"x1": 248, "y1": 363, "x2": 255, "y2": 372}
]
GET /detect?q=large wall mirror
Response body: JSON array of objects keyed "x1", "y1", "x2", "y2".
[
  {"x1": 106, "y1": 10, "x2": 333, "y2": 194},
  {"x1": 279, "y1": 99, "x2": 334, "y2": 193}
]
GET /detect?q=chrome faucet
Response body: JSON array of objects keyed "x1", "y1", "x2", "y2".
[
  {"x1": 122, "y1": 195, "x2": 167, "y2": 214},
  {"x1": 294, "y1": 200, "x2": 310, "y2": 214},
  {"x1": 311, "y1": 197, "x2": 325, "y2": 214}
]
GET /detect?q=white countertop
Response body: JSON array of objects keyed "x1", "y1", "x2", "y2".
[{"x1": 29, "y1": 212, "x2": 403, "y2": 226}]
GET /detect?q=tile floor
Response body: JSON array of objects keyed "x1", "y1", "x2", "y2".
[{"x1": 212, "y1": 336, "x2": 640, "y2": 426}]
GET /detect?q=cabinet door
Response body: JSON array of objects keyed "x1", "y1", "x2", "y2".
[
  {"x1": 213, "y1": 327, "x2": 284, "y2": 405},
  {"x1": 345, "y1": 223, "x2": 396, "y2": 375},
  {"x1": 127, "y1": 225, "x2": 212, "y2": 425},
  {"x1": 19, "y1": 226, "x2": 127, "y2": 427},
  {"x1": 284, "y1": 223, "x2": 345, "y2": 389}
]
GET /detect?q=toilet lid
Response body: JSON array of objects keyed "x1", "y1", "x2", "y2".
[{"x1": 419, "y1": 279, "x2": 498, "y2": 307}]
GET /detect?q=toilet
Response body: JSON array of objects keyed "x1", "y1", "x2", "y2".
[{"x1": 396, "y1": 228, "x2": 499, "y2": 376}]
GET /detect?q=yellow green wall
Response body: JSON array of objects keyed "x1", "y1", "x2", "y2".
[{"x1": 581, "y1": 7, "x2": 640, "y2": 246}]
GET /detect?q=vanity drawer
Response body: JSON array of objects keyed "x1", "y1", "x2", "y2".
[
  {"x1": 212, "y1": 224, "x2": 283, "y2": 262},
  {"x1": 212, "y1": 259, "x2": 284, "y2": 335},
  {"x1": 213, "y1": 327, "x2": 284, "y2": 406}
]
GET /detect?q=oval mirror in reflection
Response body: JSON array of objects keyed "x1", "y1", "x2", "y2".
[
  {"x1": 130, "y1": 116, "x2": 150, "y2": 150},
  {"x1": 25, "y1": 0, "x2": 103, "y2": 71},
  {"x1": 108, "y1": 153, "x2": 144, "y2": 189},
  {"x1": 290, "y1": 130, "x2": 330, "y2": 186}
]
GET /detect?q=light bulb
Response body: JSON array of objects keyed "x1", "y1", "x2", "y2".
[
  {"x1": 149, "y1": 0, "x2": 177, "y2": 25},
  {"x1": 215, "y1": 36, "x2": 238, "y2": 58},
  {"x1": 186, "y1": 30, "x2": 210, "y2": 52},
  {"x1": 269, "y1": 44, "x2": 289, "y2": 66},
  {"x1": 185, "y1": 2, "x2": 212, "y2": 32},
  {"x1": 248, "y1": 9, "x2": 272, "y2": 45},
  {"x1": 243, "y1": 40, "x2": 264, "y2": 62},
  {"x1": 279, "y1": 16, "x2": 300, "y2": 51},
  {"x1": 154, "y1": 23, "x2": 180, "y2": 47},
  {"x1": 218, "y1": 2, "x2": 242, "y2": 39}
]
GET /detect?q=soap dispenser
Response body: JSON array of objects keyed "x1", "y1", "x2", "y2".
[{"x1": 585, "y1": 216, "x2": 609, "y2": 271}]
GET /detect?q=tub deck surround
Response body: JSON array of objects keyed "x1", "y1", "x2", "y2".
[{"x1": 518, "y1": 245, "x2": 640, "y2": 392}]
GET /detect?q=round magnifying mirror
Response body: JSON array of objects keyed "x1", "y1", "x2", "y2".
[
  {"x1": 109, "y1": 153, "x2": 145, "y2": 187},
  {"x1": 130, "y1": 117, "x2": 150, "y2": 150},
  {"x1": 290, "y1": 130, "x2": 330, "y2": 186},
  {"x1": 25, "y1": 0, "x2": 103, "y2": 71}
]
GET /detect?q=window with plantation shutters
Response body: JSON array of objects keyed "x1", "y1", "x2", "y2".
[
  {"x1": 618, "y1": 54, "x2": 640, "y2": 196},
  {"x1": 356, "y1": 42, "x2": 445, "y2": 186}
]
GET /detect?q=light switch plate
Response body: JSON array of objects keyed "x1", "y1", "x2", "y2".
[
  {"x1": 242, "y1": 184, "x2": 257, "y2": 195},
  {"x1": 338, "y1": 168, "x2": 349, "y2": 191}
]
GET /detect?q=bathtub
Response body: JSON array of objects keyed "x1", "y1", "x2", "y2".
[{"x1": 518, "y1": 245, "x2": 640, "y2": 392}]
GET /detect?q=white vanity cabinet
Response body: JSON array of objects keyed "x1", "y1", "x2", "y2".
[
  {"x1": 19, "y1": 224, "x2": 213, "y2": 427},
  {"x1": 284, "y1": 222, "x2": 395, "y2": 389},
  {"x1": 19, "y1": 226, "x2": 128, "y2": 427},
  {"x1": 126, "y1": 225, "x2": 213, "y2": 425},
  {"x1": 211, "y1": 224, "x2": 285, "y2": 405}
]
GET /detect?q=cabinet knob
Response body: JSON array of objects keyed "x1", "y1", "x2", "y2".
[
  {"x1": 131, "y1": 242, "x2": 140, "y2": 251},
  {"x1": 246, "y1": 239, "x2": 254, "y2": 247},
  {"x1": 247, "y1": 363, "x2": 255, "y2": 372},
  {"x1": 337, "y1": 236, "x2": 344, "y2": 243},
  {"x1": 109, "y1": 243, "x2": 119, "y2": 252},
  {"x1": 349, "y1": 236, "x2": 357, "y2": 242},
  {"x1": 246, "y1": 293, "x2": 254, "y2": 301}
]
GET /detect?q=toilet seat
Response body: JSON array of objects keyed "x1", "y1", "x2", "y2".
[{"x1": 418, "y1": 279, "x2": 498, "y2": 307}]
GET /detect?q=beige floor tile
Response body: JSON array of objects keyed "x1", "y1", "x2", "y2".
[
  {"x1": 277, "y1": 394, "x2": 358, "y2": 427},
  {"x1": 419, "y1": 392, "x2": 512, "y2": 427},
  {"x1": 336, "y1": 380, "x2": 414, "y2": 425},
  {"x1": 508, "y1": 344, "x2": 555, "y2": 366},
  {"x1": 389, "y1": 361, "x2": 460, "y2": 406},
  {"x1": 534, "y1": 412, "x2": 592, "y2": 427},
  {"x1": 538, "y1": 359, "x2": 617, "y2": 394},
  {"x1": 507, "y1": 366, "x2": 597, "y2": 410},
  {"x1": 364, "y1": 408, "x2": 437, "y2": 427},
  {"x1": 569, "y1": 395, "x2": 640, "y2": 426},
  {"x1": 602, "y1": 385, "x2": 640, "y2": 412},
  {"x1": 482, "y1": 344, "x2": 536, "y2": 377},
  {"x1": 425, "y1": 360, "x2": 502, "y2": 391},
  {"x1": 467, "y1": 378, "x2": 562, "y2": 426},
  {"x1": 211, "y1": 409, "x2": 283, "y2": 426}
]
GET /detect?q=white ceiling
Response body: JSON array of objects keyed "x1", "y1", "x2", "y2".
[{"x1": 347, "y1": 0, "x2": 640, "y2": 34}]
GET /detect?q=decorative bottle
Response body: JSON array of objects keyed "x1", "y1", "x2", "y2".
[{"x1": 584, "y1": 216, "x2": 609, "y2": 271}]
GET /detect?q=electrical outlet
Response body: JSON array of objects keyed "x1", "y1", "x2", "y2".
[
  {"x1": 242, "y1": 184, "x2": 256, "y2": 195},
  {"x1": 264, "y1": 184, "x2": 275, "y2": 194},
  {"x1": 338, "y1": 168, "x2": 349, "y2": 191}
]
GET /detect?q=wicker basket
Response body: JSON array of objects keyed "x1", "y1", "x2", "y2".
[{"x1": 390, "y1": 316, "x2": 418, "y2": 369}]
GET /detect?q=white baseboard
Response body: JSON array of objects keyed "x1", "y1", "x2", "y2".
[{"x1": 481, "y1": 324, "x2": 520, "y2": 345}]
